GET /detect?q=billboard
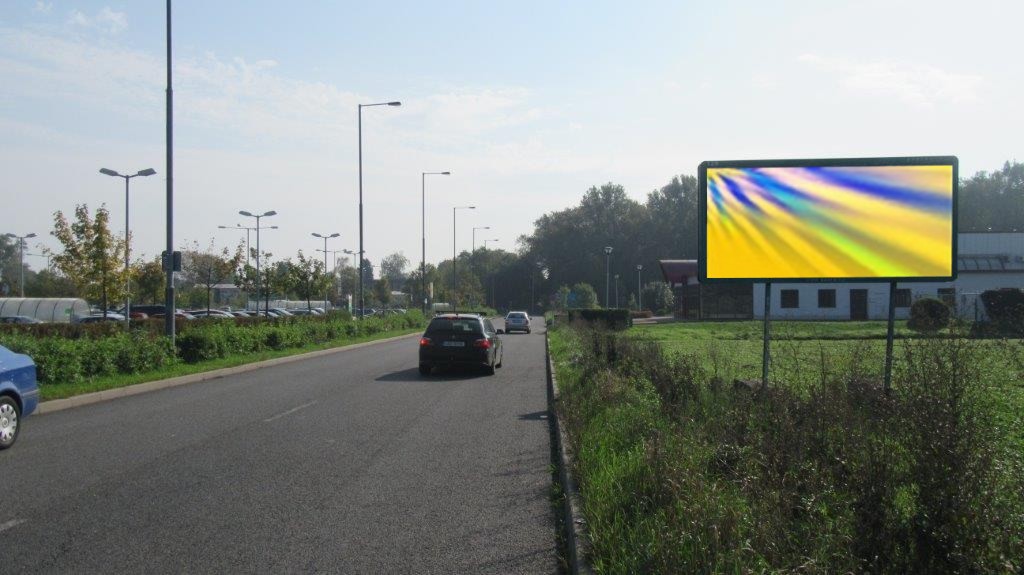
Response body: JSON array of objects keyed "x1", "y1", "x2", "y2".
[{"x1": 698, "y1": 157, "x2": 957, "y2": 283}]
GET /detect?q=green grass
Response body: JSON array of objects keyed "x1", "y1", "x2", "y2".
[
  {"x1": 40, "y1": 327, "x2": 421, "y2": 401},
  {"x1": 550, "y1": 322, "x2": 1024, "y2": 573}
]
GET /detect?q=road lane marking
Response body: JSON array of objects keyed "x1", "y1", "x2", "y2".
[
  {"x1": 264, "y1": 400, "x2": 318, "y2": 422},
  {"x1": 0, "y1": 519, "x2": 25, "y2": 533}
]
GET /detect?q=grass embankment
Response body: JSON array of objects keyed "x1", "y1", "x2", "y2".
[
  {"x1": 549, "y1": 321, "x2": 1024, "y2": 573},
  {"x1": 37, "y1": 327, "x2": 421, "y2": 401},
  {"x1": 0, "y1": 312, "x2": 426, "y2": 402}
]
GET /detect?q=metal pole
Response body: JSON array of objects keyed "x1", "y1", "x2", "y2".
[
  {"x1": 245, "y1": 228, "x2": 250, "y2": 266},
  {"x1": 164, "y1": 0, "x2": 175, "y2": 339},
  {"x1": 422, "y1": 173, "x2": 426, "y2": 314},
  {"x1": 18, "y1": 238, "x2": 25, "y2": 297},
  {"x1": 762, "y1": 282, "x2": 772, "y2": 389},
  {"x1": 323, "y1": 236, "x2": 329, "y2": 311},
  {"x1": 452, "y1": 207, "x2": 457, "y2": 309},
  {"x1": 124, "y1": 175, "x2": 131, "y2": 329},
  {"x1": 615, "y1": 275, "x2": 619, "y2": 308},
  {"x1": 637, "y1": 265, "x2": 643, "y2": 311},
  {"x1": 605, "y1": 251, "x2": 610, "y2": 307},
  {"x1": 255, "y1": 215, "x2": 261, "y2": 314},
  {"x1": 884, "y1": 281, "x2": 897, "y2": 393},
  {"x1": 357, "y1": 105, "x2": 364, "y2": 319}
]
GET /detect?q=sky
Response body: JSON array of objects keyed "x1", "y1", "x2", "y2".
[{"x1": 1, "y1": 0, "x2": 1022, "y2": 273}]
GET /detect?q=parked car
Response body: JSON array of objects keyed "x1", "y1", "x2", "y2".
[
  {"x1": 151, "y1": 312, "x2": 197, "y2": 320},
  {"x1": 189, "y1": 310, "x2": 235, "y2": 319},
  {"x1": 418, "y1": 313, "x2": 503, "y2": 376},
  {"x1": 0, "y1": 316, "x2": 43, "y2": 324},
  {"x1": 122, "y1": 305, "x2": 173, "y2": 317},
  {"x1": 504, "y1": 311, "x2": 532, "y2": 334},
  {"x1": 0, "y1": 344, "x2": 39, "y2": 450},
  {"x1": 270, "y1": 308, "x2": 294, "y2": 317},
  {"x1": 231, "y1": 311, "x2": 254, "y2": 318},
  {"x1": 76, "y1": 314, "x2": 124, "y2": 324}
]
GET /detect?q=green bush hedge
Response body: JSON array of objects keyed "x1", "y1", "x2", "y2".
[
  {"x1": 908, "y1": 297, "x2": 950, "y2": 332},
  {"x1": 980, "y1": 288, "x2": 1024, "y2": 336},
  {"x1": 0, "y1": 310, "x2": 426, "y2": 383},
  {"x1": 567, "y1": 308, "x2": 632, "y2": 330}
]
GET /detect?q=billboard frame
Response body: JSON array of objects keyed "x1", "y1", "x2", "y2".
[{"x1": 697, "y1": 155, "x2": 959, "y2": 284}]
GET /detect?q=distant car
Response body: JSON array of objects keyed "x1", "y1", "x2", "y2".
[
  {"x1": 122, "y1": 305, "x2": 172, "y2": 317},
  {"x1": 189, "y1": 310, "x2": 235, "y2": 319},
  {"x1": 76, "y1": 315, "x2": 123, "y2": 324},
  {"x1": 504, "y1": 311, "x2": 531, "y2": 334},
  {"x1": 0, "y1": 316, "x2": 43, "y2": 325},
  {"x1": 270, "y1": 308, "x2": 295, "y2": 317},
  {"x1": 231, "y1": 311, "x2": 254, "y2": 318},
  {"x1": 151, "y1": 312, "x2": 197, "y2": 320},
  {"x1": 419, "y1": 314, "x2": 503, "y2": 376},
  {"x1": 0, "y1": 344, "x2": 39, "y2": 450}
]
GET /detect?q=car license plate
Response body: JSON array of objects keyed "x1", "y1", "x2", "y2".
[{"x1": 442, "y1": 341, "x2": 465, "y2": 347}]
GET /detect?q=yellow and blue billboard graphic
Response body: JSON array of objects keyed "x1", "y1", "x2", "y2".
[{"x1": 701, "y1": 158, "x2": 956, "y2": 281}]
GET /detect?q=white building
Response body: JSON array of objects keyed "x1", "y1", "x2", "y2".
[{"x1": 751, "y1": 232, "x2": 1024, "y2": 320}]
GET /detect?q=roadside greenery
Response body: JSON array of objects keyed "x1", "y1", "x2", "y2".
[
  {"x1": 0, "y1": 312, "x2": 426, "y2": 394},
  {"x1": 549, "y1": 322, "x2": 1024, "y2": 573}
]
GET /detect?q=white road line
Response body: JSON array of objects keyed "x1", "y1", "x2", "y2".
[
  {"x1": 263, "y1": 400, "x2": 318, "y2": 423},
  {"x1": 0, "y1": 519, "x2": 26, "y2": 533}
]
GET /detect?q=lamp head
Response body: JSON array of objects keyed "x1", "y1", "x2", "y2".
[
  {"x1": 26, "y1": 233, "x2": 36, "y2": 239},
  {"x1": 262, "y1": 210, "x2": 277, "y2": 217},
  {"x1": 239, "y1": 210, "x2": 253, "y2": 217},
  {"x1": 605, "y1": 246, "x2": 613, "y2": 254},
  {"x1": 99, "y1": 168, "x2": 121, "y2": 177},
  {"x1": 441, "y1": 171, "x2": 451, "y2": 175},
  {"x1": 312, "y1": 233, "x2": 323, "y2": 238},
  {"x1": 387, "y1": 101, "x2": 401, "y2": 106},
  {"x1": 136, "y1": 168, "x2": 157, "y2": 177},
  {"x1": 329, "y1": 233, "x2": 340, "y2": 238}
]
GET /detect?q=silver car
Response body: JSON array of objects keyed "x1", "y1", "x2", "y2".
[{"x1": 504, "y1": 311, "x2": 531, "y2": 334}]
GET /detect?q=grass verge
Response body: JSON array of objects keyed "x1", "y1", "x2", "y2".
[{"x1": 40, "y1": 327, "x2": 421, "y2": 401}]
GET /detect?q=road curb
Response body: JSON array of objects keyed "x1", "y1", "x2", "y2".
[
  {"x1": 37, "y1": 331, "x2": 420, "y2": 415},
  {"x1": 546, "y1": 333, "x2": 594, "y2": 575}
]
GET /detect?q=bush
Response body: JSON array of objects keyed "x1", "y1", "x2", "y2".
[
  {"x1": 567, "y1": 308, "x2": 632, "y2": 330},
  {"x1": 630, "y1": 310, "x2": 654, "y2": 320},
  {"x1": 908, "y1": 297, "x2": 950, "y2": 332},
  {"x1": 980, "y1": 288, "x2": 1024, "y2": 336}
]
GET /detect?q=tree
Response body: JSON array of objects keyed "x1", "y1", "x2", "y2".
[
  {"x1": 134, "y1": 258, "x2": 165, "y2": 304},
  {"x1": 570, "y1": 282, "x2": 598, "y2": 309},
  {"x1": 181, "y1": 241, "x2": 242, "y2": 313},
  {"x1": 554, "y1": 285, "x2": 571, "y2": 311},
  {"x1": 288, "y1": 252, "x2": 331, "y2": 310},
  {"x1": 374, "y1": 277, "x2": 392, "y2": 308},
  {"x1": 641, "y1": 281, "x2": 675, "y2": 315},
  {"x1": 49, "y1": 204, "x2": 127, "y2": 315},
  {"x1": 380, "y1": 252, "x2": 409, "y2": 291}
]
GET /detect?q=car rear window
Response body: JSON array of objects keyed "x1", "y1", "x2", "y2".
[
  {"x1": 507, "y1": 313, "x2": 527, "y2": 319},
  {"x1": 427, "y1": 318, "x2": 483, "y2": 334}
]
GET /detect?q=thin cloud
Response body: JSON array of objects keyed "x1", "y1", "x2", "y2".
[
  {"x1": 34, "y1": 2, "x2": 53, "y2": 14},
  {"x1": 798, "y1": 53, "x2": 983, "y2": 107},
  {"x1": 68, "y1": 7, "x2": 128, "y2": 34}
]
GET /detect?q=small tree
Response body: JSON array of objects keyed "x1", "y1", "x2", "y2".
[
  {"x1": 288, "y1": 252, "x2": 330, "y2": 311},
  {"x1": 908, "y1": 297, "x2": 950, "y2": 333},
  {"x1": 374, "y1": 277, "x2": 392, "y2": 309},
  {"x1": 570, "y1": 282, "x2": 598, "y2": 309},
  {"x1": 49, "y1": 204, "x2": 127, "y2": 315},
  {"x1": 182, "y1": 240, "x2": 242, "y2": 313},
  {"x1": 642, "y1": 281, "x2": 676, "y2": 315},
  {"x1": 133, "y1": 258, "x2": 166, "y2": 304}
]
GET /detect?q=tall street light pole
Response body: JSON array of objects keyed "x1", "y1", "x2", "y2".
[
  {"x1": 218, "y1": 224, "x2": 269, "y2": 266},
  {"x1": 482, "y1": 238, "x2": 499, "y2": 250},
  {"x1": 614, "y1": 274, "x2": 620, "y2": 308},
  {"x1": 604, "y1": 246, "x2": 613, "y2": 308},
  {"x1": 4, "y1": 233, "x2": 36, "y2": 297},
  {"x1": 164, "y1": 0, "x2": 175, "y2": 339},
  {"x1": 637, "y1": 264, "x2": 643, "y2": 311},
  {"x1": 239, "y1": 210, "x2": 277, "y2": 314},
  {"x1": 471, "y1": 226, "x2": 489, "y2": 307},
  {"x1": 421, "y1": 171, "x2": 450, "y2": 314},
  {"x1": 100, "y1": 167, "x2": 156, "y2": 328},
  {"x1": 452, "y1": 205, "x2": 475, "y2": 309},
  {"x1": 312, "y1": 232, "x2": 340, "y2": 311},
  {"x1": 358, "y1": 100, "x2": 401, "y2": 318}
]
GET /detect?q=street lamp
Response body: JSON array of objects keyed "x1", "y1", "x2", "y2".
[
  {"x1": 472, "y1": 226, "x2": 490, "y2": 255},
  {"x1": 100, "y1": 167, "x2": 157, "y2": 327},
  {"x1": 4, "y1": 232, "x2": 36, "y2": 297},
  {"x1": 26, "y1": 252, "x2": 51, "y2": 272},
  {"x1": 452, "y1": 205, "x2": 475, "y2": 309},
  {"x1": 312, "y1": 232, "x2": 340, "y2": 311},
  {"x1": 637, "y1": 264, "x2": 643, "y2": 311},
  {"x1": 483, "y1": 238, "x2": 499, "y2": 250},
  {"x1": 218, "y1": 224, "x2": 275, "y2": 266},
  {"x1": 614, "y1": 274, "x2": 620, "y2": 308},
  {"x1": 604, "y1": 246, "x2": 613, "y2": 308},
  {"x1": 239, "y1": 210, "x2": 277, "y2": 314},
  {"x1": 358, "y1": 100, "x2": 401, "y2": 318},
  {"x1": 422, "y1": 171, "x2": 450, "y2": 314}
]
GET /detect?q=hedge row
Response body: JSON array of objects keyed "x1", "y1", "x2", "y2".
[
  {"x1": 566, "y1": 308, "x2": 633, "y2": 330},
  {"x1": 0, "y1": 311, "x2": 426, "y2": 385}
]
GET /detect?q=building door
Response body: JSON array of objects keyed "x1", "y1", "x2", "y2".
[{"x1": 850, "y1": 289, "x2": 868, "y2": 320}]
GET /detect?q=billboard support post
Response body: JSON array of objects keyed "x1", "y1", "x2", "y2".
[
  {"x1": 761, "y1": 282, "x2": 772, "y2": 389},
  {"x1": 884, "y1": 281, "x2": 897, "y2": 394}
]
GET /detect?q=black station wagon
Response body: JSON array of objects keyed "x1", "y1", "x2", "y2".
[{"x1": 418, "y1": 314, "x2": 504, "y2": 375}]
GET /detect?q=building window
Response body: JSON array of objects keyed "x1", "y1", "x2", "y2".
[
  {"x1": 938, "y1": 288, "x2": 956, "y2": 308},
  {"x1": 895, "y1": 289, "x2": 911, "y2": 308},
  {"x1": 817, "y1": 289, "x2": 836, "y2": 308},
  {"x1": 781, "y1": 289, "x2": 799, "y2": 308}
]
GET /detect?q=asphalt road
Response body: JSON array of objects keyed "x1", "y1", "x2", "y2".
[{"x1": 1, "y1": 320, "x2": 557, "y2": 573}]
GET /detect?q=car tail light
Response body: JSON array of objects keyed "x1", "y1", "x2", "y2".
[
  {"x1": 473, "y1": 338, "x2": 492, "y2": 349},
  {"x1": 420, "y1": 337, "x2": 432, "y2": 347}
]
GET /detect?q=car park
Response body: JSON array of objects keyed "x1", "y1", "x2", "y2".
[
  {"x1": 504, "y1": 311, "x2": 531, "y2": 333},
  {"x1": 0, "y1": 344, "x2": 39, "y2": 450},
  {"x1": 418, "y1": 313, "x2": 503, "y2": 375}
]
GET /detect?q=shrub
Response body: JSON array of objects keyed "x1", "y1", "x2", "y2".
[
  {"x1": 908, "y1": 297, "x2": 950, "y2": 332},
  {"x1": 567, "y1": 308, "x2": 632, "y2": 330},
  {"x1": 980, "y1": 288, "x2": 1024, "y2": 336}
]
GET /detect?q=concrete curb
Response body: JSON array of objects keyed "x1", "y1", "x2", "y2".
[
  {"x1": 546, "y1": 333, "x2": 594, "y2": 575},
  {"x1": 37, "y1": 331, "x2": 420, "y2": 415}
]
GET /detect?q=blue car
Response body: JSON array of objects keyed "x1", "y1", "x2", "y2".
[{"x1": 0, "y1": 344, "x2": 39, "y2": 450}]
